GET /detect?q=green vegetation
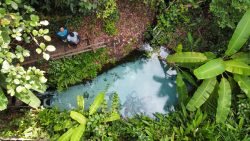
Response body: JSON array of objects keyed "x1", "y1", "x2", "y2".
[
  {"x1": 0, "y1": 0, "x2": 55, "y2": 110},
  {"x1": 98, "y1": 0, "x2": 119, "y2": 35},
  {"x1": 1, "y1": 0, "x2": 250, "y2": 140},
  {"x1": 47, "y1": 48, "x2": 113, "y2": 91},
  {"x1": 210, "y1": 0, "x2": 250, "y2": 29},
  {"x1": 1, "y1": 92, "x2": 121, "y2": 140},
  {"x1": 27, "y1": 0, "x2": 119, "y2": 35},
  {"x1": 2, "y1": 101, "x2": 250, "y2": 140},
  {"x1": 167, "y1": 9, "x2": 250, "y2": 123}
]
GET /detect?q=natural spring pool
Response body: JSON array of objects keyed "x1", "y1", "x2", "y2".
[{"x1": 48, "y1": 50, "x2": 178, "y2": 117}]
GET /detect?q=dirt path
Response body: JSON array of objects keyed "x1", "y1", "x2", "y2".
[{"x1": 23, "y1": 1, "x2": 154, "y2": 65}]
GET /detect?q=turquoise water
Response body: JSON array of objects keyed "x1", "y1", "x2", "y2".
[{"x1": 50, "y1": 54, "x2": 177, "y2": 117}]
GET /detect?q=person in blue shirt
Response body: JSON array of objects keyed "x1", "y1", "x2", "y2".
[{"x1": 56, "y1": 27, "x2": 68, "y2": 42}]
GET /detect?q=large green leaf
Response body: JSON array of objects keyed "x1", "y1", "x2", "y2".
[
  {"x1": 89, "y1": 92, "x2": 105, "y2": 115},
  {"x1": 15, "y1": 90, "x2": 41, "y2": 109},
  {"x1": 0, "y1": 88, "x2": 8, "y2": 111},
  {"x1": 204, "y1": 52, "x2": 217, "y2": 60},
  {"x1": 216, "y1": 78, "x2": 231, "y2": 123},
  {"x1": 177, "y1": 63, "x2": 202, "y2": 70},
  {"x1": 70, "y1": 124, "x2": 86, "y2": 141},
  {"x1": 181, "y1": 71, "x2": 197, "y2": 87},
  {"x1": 167, "y1": 52, "x2": 207, "y2": 63},
  {"x1": 225, "y1": 9, "x2": 250, "y2": 56},
  {"x1": 77, "y1": 96, "x2": 84, "y2": 110},
  {"x1": 104, "y1": 112, "x2": 120, "y2": 122},
  {"x1": 58, "y1": 127, "x2": 74, "y2": 141},
  {"x1": 186, "y1": 77, "x2": 217, "y2": 111},
  {"x1": 224, "y1": 60, "x2": 250, "y2": 75},
  {"x1": 231, "y1": 52, "x2": 250, "y2": 64},
  {"x1": 201, "y1": 83, "x2": 218, "y2": 115},
  {"x1": 234, "y1": 75, "x2": 250, "y2": 99},
  {"x1": 70, "y1": 111, "x2": 87, "y2": 124},
  {"x1": 194, "y1": 58, "x2": 225, "y2": 79},
  {"x1": 176, "y1": 73, "x2": 188, "y2": 104}
]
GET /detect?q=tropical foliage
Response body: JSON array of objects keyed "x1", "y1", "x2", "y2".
[
  {"x1": 210, "y1": 0, "x2": 250, "y2": 29},
  {"x1": 2, "y1": 101, "x2": 250, "y2": 140},
  {"x1": 1, "y1": 0, "x2": 250, "y2": 140},
  {"x1": 167, "y1": 9, "x2": 250, "y2": 123},
  {"x1": 38, "y1": 92, "x2": 121, "y2": 140},
  {"x1": 26, "y1": 0, "x2": 97, "y2": 14},
  {"x1": 0, "y1": 0, "x2": 55, "y2": 110},
  {"x1": 47, "y1": 48, "x2": 113, "y2": 91}
]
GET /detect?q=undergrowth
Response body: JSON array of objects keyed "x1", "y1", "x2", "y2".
[{"x1": 47, "y1": 48, "x2": 114, "y2": 91}]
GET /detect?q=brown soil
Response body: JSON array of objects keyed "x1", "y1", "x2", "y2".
[
  {"x1": 78, "y1": 0, "x2": 154, "y2": 59},
  {"x1": 23, "y1": 0, "x2": 154, "y2": 66}
]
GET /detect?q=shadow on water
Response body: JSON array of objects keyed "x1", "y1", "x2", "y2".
[{"x1": 153, "y1": 59, "x2": 177, "y2": 112}]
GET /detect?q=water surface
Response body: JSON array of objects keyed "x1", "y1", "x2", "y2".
[{"x1": 50, "y1": 54, "x2": 177, "y2": 117}]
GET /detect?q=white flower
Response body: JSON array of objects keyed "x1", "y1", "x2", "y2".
[
  {"x1": 40, "y1": 20, "x2": 49, "y2": 26},
  {"x1": 23, "y1": 50, "x2": 30, "y2": 57},
  {"x1": 1, "y1": 60, "x2": 10, "y2": 73},
  {"x1": 14, "y1": 79, "x2": 20, "y2": 84},
  {"x1": 26, "y1": 76, "x2": 31, "y2": 80},
  {"x1": 16, "y1": 36, "x2": 22, "y2": 41},
  {"x1": 39, "y1": 76, "x2": 47, "y2": 83},
  {"x1": 36, "y1": 48, "x2": 42, "y2": 54},
  {"x1": 7, "y1": 89, "x2": 15, "y2": 96},
  {"x1": 46, "y1": 45, "x2": 56, "y2": 52},
  {"x1": 24, "y1": 84, "x2": 32, "y2": 89},
  {"x1": 43, "y1": 52, "x2": 50, "y2": 60},
  {"x1": 16, "y1": 86, "x2": 24, "y2": 93}
]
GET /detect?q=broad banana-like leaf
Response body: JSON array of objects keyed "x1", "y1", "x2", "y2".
[
  {"x1": 216, "y1": 78, "x2": 231, "y2": 123},
  {"x1": 167, "y1": 52, "x2": 207, "y2": 63},
  {"x1": 194, "y1": 58, "x2": 225, "y2": 79},
  {"x1": 70, "y1": 124, "x2": 86, "y2": 141},
  {"x1": 204, "y1": 52, "x2": 217, "y2": 60},
  {"x1": 201, "y1": 83, "x2": 218, "y2": 115},
  {"x1": 0, "y1": 88, "x2": 8, "y2": 111},
  {"x1": 225, "y1": 9, "x2": 250, "y2": 56},
  {"x1": 176, "y1": 73, "x2": 188, "y2": 104},
  {"x1": 224, "y1": 60, "x2": 250, "y2": 75},
  {"x1": 89, "y1": 92, "x2": 105, "y2": 115},
  {"x1": 178, "y1": 63, "x2": 202, "y2": 70},
  {"x1": 228, "y1": 76, "x2": 237, "y2": 93},
  {"x1": 58, "y1": 127, "x2": 74, "y2": 141},
  {"x1": 186, "y1": 77, "x2": 217, "y2": 111},
  {"x1": 181, "y1": 71, "x2": 197, "y2": 87},
  {"x1": 234, "y1": 74, "x2": 250, "y2": 98},
  {"x1": 104, "y1": 112, "x2": 120, "y2": 122},
  {"x1": 70, "y1": 111, "x2": 87, "y2": 124},
  {"x1": 77, "y1": 96, "x2": 84, "y2": 110},
  {"x1": 15, "y1": 90, "x2": 41, "y2": 109},
  {"x1": 231, "y1": 52, "x2": 250, "y2": 64}
]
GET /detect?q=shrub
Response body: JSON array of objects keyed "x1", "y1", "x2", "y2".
[
  {"x1": 97, "y1": 0, "x2": 119, "y2": 35},
  {"x1": 146, "y1": 0, "x2": 192, "y2": 47},
  {"x1": 47, "y1": 48, "x2": 112, "y2": 91},
  {"x1": 210, "y1": 0, "x2": 250, "y2": 29},
  {"x1": 26, "y1": 0, "x2": 97, "y2": 14},
  {"x1": 103, "y1": 20, "x2": 118, "y2": 35}
]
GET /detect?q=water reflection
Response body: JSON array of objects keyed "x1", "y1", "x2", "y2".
[{"x1": 50, "y1": 55, "x2": 177, "y2": 117}]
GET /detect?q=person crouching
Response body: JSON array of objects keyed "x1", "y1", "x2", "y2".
[{"x1": 67, "y1": 32, "x2": 80, "y2": 48}]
